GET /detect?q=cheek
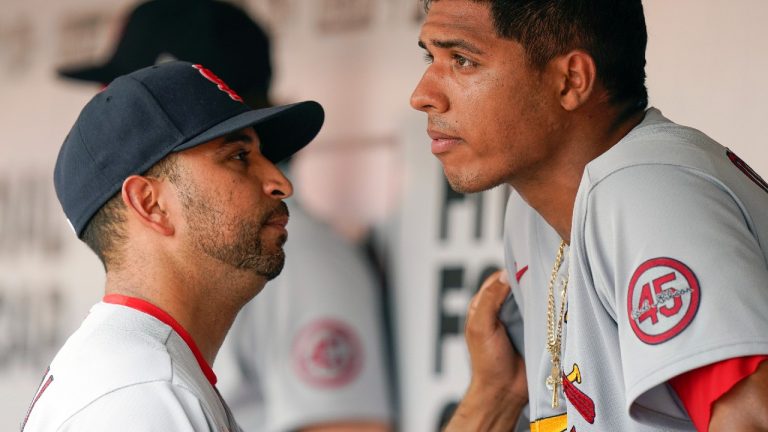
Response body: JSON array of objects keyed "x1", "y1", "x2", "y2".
[
  {"x1": 462, "y1": 73, "x2": 502, "y2": 112},
  {"x1": 212, "y1": 174, "x2": 261, "y2": 208},
  {"x1": 459, "y1": 73, "x2": 522, "y2": 138}
]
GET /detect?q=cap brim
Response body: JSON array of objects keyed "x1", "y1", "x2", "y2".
[
  {"x1": 58, "y1": 62, "x2": 124, "y2": 84},
  {"x1": 174, "y1": 101, "x2": 324, "y2": 162}
]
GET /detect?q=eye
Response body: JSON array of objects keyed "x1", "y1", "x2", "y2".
[
  {"x1": 423, "y1": 52, "x2": 434, "y2": 64},
  {"x1": 232, "y1": 149, "x2": 250, "y2": 163},
  {"x1": 453, "y1": 54, "x2": 476, "y2": 68}
]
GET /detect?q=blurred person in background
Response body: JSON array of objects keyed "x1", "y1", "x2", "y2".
[{"x1": 54, "y1": 1, "x2": 393, "y2": 431}]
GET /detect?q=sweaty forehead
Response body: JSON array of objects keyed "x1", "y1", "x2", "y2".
[{"x1": 420, "y1": 0, "x2": 496, "y2": 42}]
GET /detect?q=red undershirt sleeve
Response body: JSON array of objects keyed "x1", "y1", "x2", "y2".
[{"x1": 668, "y1": 355, "x2": 768, "y2": 431}]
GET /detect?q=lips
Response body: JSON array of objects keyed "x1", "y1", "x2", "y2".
[
  {"x1": 427, "y1": 129, "x2": 462, "y2": 155},
  {"x1": 265, "y1": 214, "x2": 289, "y2": 229},
  {"x1": 264, "y1": 202, "x2": 290, "y2": 231}
]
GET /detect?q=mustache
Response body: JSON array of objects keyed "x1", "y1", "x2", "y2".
[
  {"x1": 261, "y1": 201, "x2": 290, "y2": 225},
  {"x1": 428, "y1": 117, "x2": 458, "y2": 135}
]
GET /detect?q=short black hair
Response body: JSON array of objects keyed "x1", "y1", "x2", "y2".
[
  {"x1": 81, "y1": 154, "x2": 180, "y2": 271},
  {"x1": 82, "y1": 192, "x2": 127, "y2": 270},
  {"x1": 424, "y1": 0, "x2": 648, "y2": 111}
]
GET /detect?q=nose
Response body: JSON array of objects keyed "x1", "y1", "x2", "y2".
[
  {"x1": 410, "y1": 67, "x2": 448, "y2": 113},
  {"x1": 260, "y1": 159, "x2": 293, "y2": 199}
]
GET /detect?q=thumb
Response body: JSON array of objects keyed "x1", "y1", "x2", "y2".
[{"x1": 468, "y1": 270, "x2": 511, "y2": 333}]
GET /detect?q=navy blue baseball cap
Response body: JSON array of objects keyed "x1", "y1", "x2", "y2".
[{"x1": 54, "y1": 60, "x2": 324, "y2": 237}]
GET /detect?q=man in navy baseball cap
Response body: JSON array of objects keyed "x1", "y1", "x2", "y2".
[
  {"x1": 55, "y1": 60, "x2": 323, "y2": 238},
  {"x1": 23, "y1": 61, "x2": 322, "y2": 431}
]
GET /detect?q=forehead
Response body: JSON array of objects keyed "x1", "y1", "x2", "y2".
[
  {"x1": 185, "y1": 127, "x2": 261, "y2": 155},
  {"x1": 420, "y1": 0, "x2": 496, "y2": 44}
]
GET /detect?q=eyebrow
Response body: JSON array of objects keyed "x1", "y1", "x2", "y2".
[
  {"x1": 418, "y1": 38, "x2": 484, "y2": 55},
  {"x1": 212, "y1": 130, "x2": 261, "y2": 155},
  {"x1": 220, "y1": 130, "x2": 255, "y2": 146},
  {"x1": 222, "y1": 131, "x2": 253, "y2": 144}
]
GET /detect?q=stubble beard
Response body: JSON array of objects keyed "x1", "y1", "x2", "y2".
[
  {"x1": 444, "y1": 168, "x2": 482, "y2": 193},
  {"x1": 180, "y1": 184, "x2": 288, "y2": 281},
  {"x1": 444, "y1": 165, "x2": 507, "y2": 194},
  {"x1": 442, "y1": 151, "x2": 517, "y2": 194}
]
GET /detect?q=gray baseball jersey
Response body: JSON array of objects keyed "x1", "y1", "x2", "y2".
[
  {"x1": 22, "y1": 299, "x2": 242, "y2": 432},
  {"x1": 216, "y1": 202, "x2": 392, "y2": 432},
  {"x1": 562, "y1": 108, "x2": 768, "y2": 430},
  {"x1": 502, "y1": 190, "x2": 569, "y2": 432}
]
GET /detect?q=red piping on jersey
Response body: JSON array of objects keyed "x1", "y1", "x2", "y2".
[
  {"x1": 515, "y1": 265, "x2": 529, "y2": 283},
  {"x1": 103, "y1": 294, "x2": 217, "y2": 386},
  {"x1": 21, "y1": 369, "x2": 53, "y2": 431}
]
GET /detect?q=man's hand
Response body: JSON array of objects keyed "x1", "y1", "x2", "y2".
[{"x1": 444, "y1": 270, "x2": 528, "y2": 432}]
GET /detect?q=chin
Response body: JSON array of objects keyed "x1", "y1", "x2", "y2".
[
  {"x1": 444, "y1": 168, "x2": 498, "y2": 194},
  {"x1": 259, "y1": 255, "x2": 285, "y2": 281}
]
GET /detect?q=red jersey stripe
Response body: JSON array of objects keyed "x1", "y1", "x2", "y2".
[{"x1": 103, "y1": 294, "x2": 217, "y2": 386}]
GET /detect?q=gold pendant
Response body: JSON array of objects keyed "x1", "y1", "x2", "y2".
[
  {"x1": 546, "y1": 366, "x2": 560, "y2": 408},
  {"x1": 551, "y1": 383, "x2": 559, "y2": 408}
]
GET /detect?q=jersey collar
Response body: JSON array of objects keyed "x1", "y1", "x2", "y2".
[{"x1": 103, "y1": 294, "x2": 217, "y2": 386}]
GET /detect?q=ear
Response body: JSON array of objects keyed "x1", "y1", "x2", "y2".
[
  {"x1": 121, "y1": 175, "x2": 175, "y2": 236},
  {"x1": 553, "y1": 50, "x2": 597, "y2": 111}
]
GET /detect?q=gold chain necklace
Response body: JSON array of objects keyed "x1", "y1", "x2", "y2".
[{"x1": 545, "y1": 240, "x2": 569, "y2": 408}]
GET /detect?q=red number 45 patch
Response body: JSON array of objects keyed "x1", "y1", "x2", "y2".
[{"x1": 627, "y1": 257, "x2": 701, "y2": 344}]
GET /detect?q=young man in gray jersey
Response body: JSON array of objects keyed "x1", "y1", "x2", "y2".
[{"x1": 410, "y1": 0, "x2": 768, "y2": 430}]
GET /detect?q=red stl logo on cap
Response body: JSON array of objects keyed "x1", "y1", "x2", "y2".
[{"x1": 192, "y1": 64, "x2": 243, "y2": 102}]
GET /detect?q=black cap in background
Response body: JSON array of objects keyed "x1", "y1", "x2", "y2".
[{"x1": 57, "y1": 0, "x2": 272, "y2": 99}]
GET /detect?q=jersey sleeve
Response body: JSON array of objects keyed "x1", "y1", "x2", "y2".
[
  {"x1": 59, "y1": 381, "x2": 211, "y2": 431},
  {"x1": 583, "y1": 164, "x2": 768, "y2": 418},
  {"x1": 669, "y1": 355, "x2": 768, "y2": 431}
]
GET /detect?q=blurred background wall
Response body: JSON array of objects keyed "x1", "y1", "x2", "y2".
[{"x1": 1, "y1": 0, "x2": 767, "y2": 430}]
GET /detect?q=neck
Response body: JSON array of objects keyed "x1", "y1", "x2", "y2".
[
  {"x1": 105, "y1": 253, "x2": 266, "y2": 365},
  {"x1": 511, "y1": 106, "x2": 645, "y2": 243}
]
